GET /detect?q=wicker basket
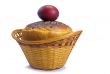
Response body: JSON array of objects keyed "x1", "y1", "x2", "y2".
[{"x1": 12, "y1": 29, "x2": 82, "y2": 70}]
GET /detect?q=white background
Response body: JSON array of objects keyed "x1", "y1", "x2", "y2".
[{"x1": 0, "y1": 0, "x2": 110, "y2": 74}]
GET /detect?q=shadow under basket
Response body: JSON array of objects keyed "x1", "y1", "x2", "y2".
[{"x1": 12, "y1": 29, "x2": 82, "y2": 70}]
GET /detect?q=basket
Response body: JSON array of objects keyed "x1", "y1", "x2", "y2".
[{"x1": 12, "y1": 29, "x2": 82, "y2": 70}]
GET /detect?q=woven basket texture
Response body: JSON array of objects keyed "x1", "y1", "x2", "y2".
[{"x1": 12, "y1": 29, "x2": 82, "y2": 70}]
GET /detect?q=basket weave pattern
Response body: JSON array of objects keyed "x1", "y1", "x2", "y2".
[{"x1": 12, "y1": 30, "x2": 82, "y2": 70}]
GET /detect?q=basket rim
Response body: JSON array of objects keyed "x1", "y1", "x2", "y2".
[{"x1": 12, "y1": 29, "x2": 82, "y2": 44}]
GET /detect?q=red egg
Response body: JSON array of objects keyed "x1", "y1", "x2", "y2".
[{"x1": 38, "y1": 5, "x2": 59, "y2": 21}]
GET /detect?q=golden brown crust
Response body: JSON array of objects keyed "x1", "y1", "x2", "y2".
[
  {"x1": 22, "y1": 21, "x2": 73, "y2": 41},
  {"x1": 25, "y1": 21, "x2": 72, "y2": 31}
]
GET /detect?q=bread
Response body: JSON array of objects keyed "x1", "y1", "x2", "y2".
[{"x1": 22, "y1": 21, "x2": 73, "y2": 41}]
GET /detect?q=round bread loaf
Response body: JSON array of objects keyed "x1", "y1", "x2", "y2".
[{"x1": 22, "y1": 21, "x2": 73, "y2": 41}]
